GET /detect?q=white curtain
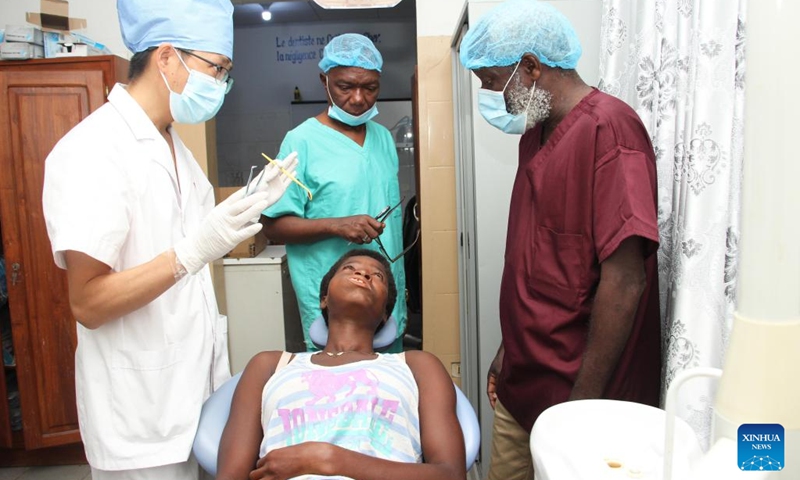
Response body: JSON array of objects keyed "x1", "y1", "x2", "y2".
[{"x1": 598, "y1": 0, "x2": 746, "y2": 449}]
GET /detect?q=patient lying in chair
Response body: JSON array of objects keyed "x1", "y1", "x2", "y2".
[{"x1": 216, "y1": 249, "x2": 466, "y2": 480}]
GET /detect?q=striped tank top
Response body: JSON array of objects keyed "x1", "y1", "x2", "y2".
[{"x1": 259, "y1": 352, "x2": 422, "y2": 479}]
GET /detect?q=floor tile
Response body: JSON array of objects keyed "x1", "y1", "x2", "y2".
[
  {"x1": 0, "y1": 468, "x2": 26, "y2": 480},
  {"x1": 17, "y1": 465, "x2": 89, "y2": 480}
]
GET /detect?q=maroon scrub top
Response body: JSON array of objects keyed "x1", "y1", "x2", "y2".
[{"x1": 496, "y1": 89, "x2": 662, "y2": 432}]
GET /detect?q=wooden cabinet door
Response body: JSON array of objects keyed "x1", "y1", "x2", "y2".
[{"x1": 0, "y1": 70, "x2": 106, "y2": 449}]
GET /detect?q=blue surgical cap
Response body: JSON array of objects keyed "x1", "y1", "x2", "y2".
[
  {"x1": 319, "y1": 34, "x2": 383, "y2": 73},
  {"x1": 118, "y1": 0, "x2": 234, "y2": 60},
  {"x1": 460, "y1": 0, "x2": 582, "y2": 70}
]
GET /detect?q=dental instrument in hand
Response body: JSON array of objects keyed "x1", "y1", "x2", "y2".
[
  {"x1": 261, "y1": 152, "x2": 313, "y2": 200},
  {"x1": 244, "y1": 165, "x2": 259, "y2": 197}
]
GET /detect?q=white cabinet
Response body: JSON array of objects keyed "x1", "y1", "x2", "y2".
[{"x1": 223, "y1": 246, "x2": 303, "y2": 374}]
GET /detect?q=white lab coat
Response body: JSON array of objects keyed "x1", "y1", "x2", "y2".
[{"x1": 42, "y1": 84, "x2": 231, "y2": 471}]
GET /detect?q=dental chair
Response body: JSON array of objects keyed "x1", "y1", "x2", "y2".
[{"x1": 192, "y1": 317, "x2": 481, "y2": 476}]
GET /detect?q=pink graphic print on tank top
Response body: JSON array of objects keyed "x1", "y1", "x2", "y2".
[{"x1": 275, "y1": 368, "x2": 400, "y2": 456}]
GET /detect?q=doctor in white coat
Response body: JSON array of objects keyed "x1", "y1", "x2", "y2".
[{"x1": 41, "y1": 0, "x2": 298, "y2": 478}]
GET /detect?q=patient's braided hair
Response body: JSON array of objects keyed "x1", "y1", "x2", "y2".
[{"x1": 319, "y1": 249, "x2": 397, "y2": 324}]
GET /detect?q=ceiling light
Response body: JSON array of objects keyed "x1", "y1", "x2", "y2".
[
  {"x1": 261, "y1": 10, "x2": 272, "y2": 21},
  {"x1": 312, "y1": 0, "x2": 402, "y2": 8}
]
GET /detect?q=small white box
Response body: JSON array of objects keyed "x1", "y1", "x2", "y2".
[
  {"x1": 0, "y1": 42, "x2": 44, "y2": 60},
  {"x1": 4, "y1": 25, "x2": 43, "y2": 46},
  {"x1": 53, "y1": 43, "x2": 103, "y2": 58}
]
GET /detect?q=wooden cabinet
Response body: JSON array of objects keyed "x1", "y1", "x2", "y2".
[{"x1": 0, "y1": 56, "x2": 128, "y2": 464}]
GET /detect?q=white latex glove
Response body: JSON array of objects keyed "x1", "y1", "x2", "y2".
[
  {"x1": 174, "y1": 189, "x2": 270, "y2": 275},
  {"x1": 246, "y1": 152, "x2": 300, "y2": 207}
]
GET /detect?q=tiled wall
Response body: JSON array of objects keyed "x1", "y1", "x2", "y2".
[{"x1": 416, "y1": 36, "x2": 461, "y2": 385}]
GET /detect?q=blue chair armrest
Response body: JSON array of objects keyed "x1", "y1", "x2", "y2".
[
  {"x1": 193, "y1": 372, "x2": 242, "y2": 477},
  {"x1": 455, "y1": 384, "x2": 481, "y2": 470}
]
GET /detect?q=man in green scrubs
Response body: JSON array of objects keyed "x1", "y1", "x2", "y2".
[{"x1": 262, "y1": 34, "x2": 407, "y2": 352}]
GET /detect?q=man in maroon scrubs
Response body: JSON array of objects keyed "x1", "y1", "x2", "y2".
[{"x1": 460, "y1": 1, "x2": 661, "y2": 478}]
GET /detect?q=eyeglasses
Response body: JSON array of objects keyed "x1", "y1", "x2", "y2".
[
  {"x1": 176, "y1": 48, "x2": 234, "y2": 93},
  {"x1": 373, "y1": 197, "x2": 420, "y2": 263}
]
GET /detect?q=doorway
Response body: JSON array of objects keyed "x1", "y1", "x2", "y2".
[{"x1": 216, "y1": 0, "x2": 421, "y2": 351}]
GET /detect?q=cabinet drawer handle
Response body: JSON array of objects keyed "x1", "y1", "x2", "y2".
[{"x1": 11, "y1": 262, "x2": 20, "y2": 286}]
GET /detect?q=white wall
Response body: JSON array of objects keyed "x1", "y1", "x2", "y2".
[
  {"x1": 416, "y1": 0, "x2": 465, "y2": 37},
  {"x1": 0, "y1": 0, "x2": 129, "y2": 58}
]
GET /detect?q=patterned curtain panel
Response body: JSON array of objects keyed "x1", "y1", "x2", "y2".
[{"x1": 598, "y1": 0, "x2": 746, "y2": 449}]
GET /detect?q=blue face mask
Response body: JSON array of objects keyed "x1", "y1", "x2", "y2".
[
  {"x1": 326, "y1": 76, "x2": 379, "y2": 126},
  {"x1": 161, "y1": 48, "x2": 227, "y2": 124},
  {"x1": 477, "y1": 62, "x2": 535, "y2": 135}
]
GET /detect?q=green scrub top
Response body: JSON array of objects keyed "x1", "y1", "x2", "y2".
[{"x1": 264, "y1": 118, "x2": 407, "y2": 351}]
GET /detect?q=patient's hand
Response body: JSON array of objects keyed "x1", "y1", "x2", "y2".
[{"x1": 250, "y1": 442, "x2": 334, "y2": 480}]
